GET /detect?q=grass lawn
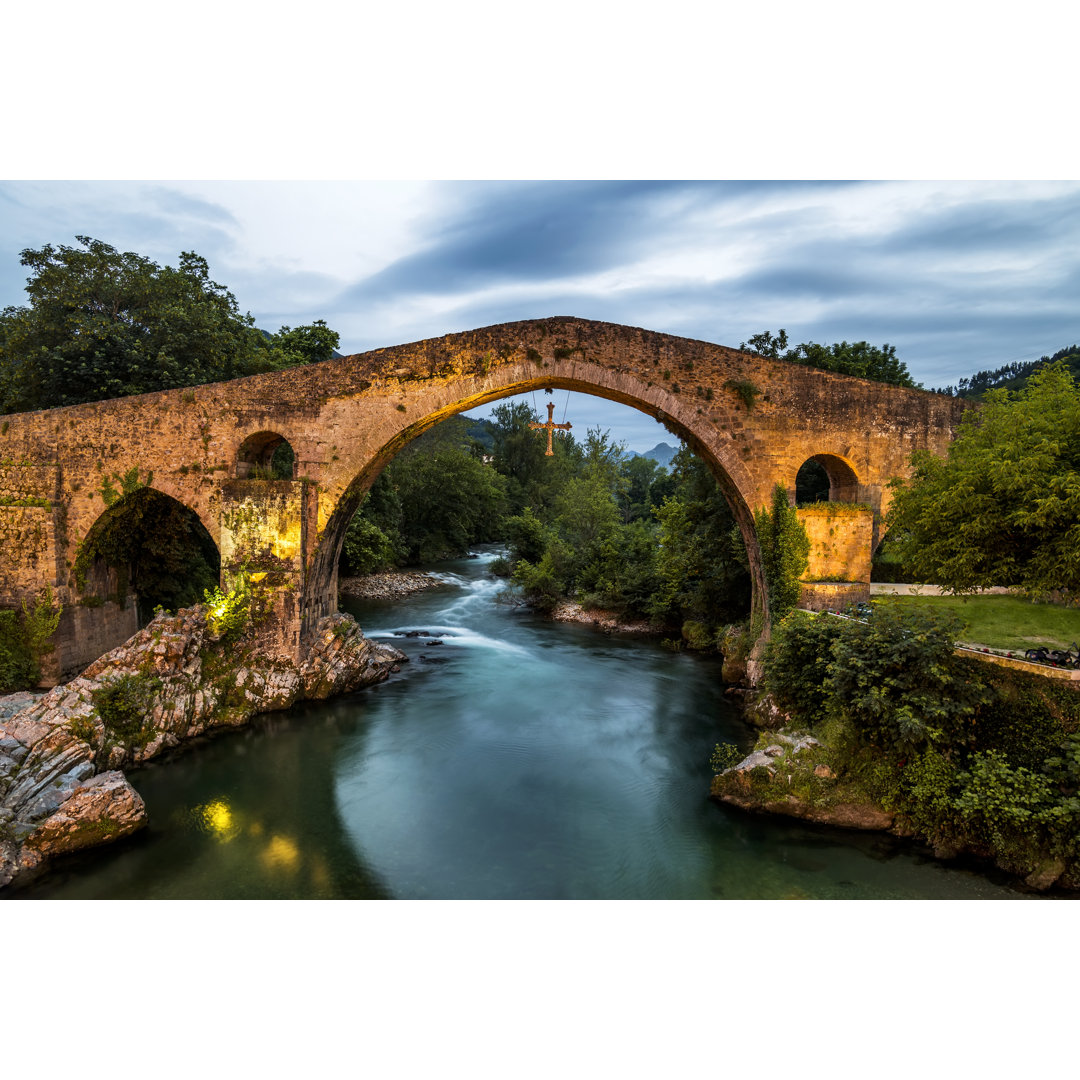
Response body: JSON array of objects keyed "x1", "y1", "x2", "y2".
[{"x1": 881, "y1": 594, "x2": 1080, "y2": 653}]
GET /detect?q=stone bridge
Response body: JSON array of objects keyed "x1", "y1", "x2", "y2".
[{"x1": 0, "y1": 317, "x2": 966, "y2": 683}]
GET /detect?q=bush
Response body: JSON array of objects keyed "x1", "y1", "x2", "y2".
[
  {"x1": 0, "y1": 588, "x2": 62, "y2": 692},
  {"x1": 825, "y1": 603, "x2": 992, "y2": 757},
  {"x1": 342, "y1": 517, "x2": 397, "y2": 575},
  {"x1": 763, "y1": 610, "x2": 847, "y2": 722},
  {"x1": 92, "y1": 673, "x2": 162, "y2": 748},
  {"x1": 754, "y1": 484, "x2": 810, "y2": 620},
  {"x1": 204, "y1": 576, "x2": 258, "y2": 645}
]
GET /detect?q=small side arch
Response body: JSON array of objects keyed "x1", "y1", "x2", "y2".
[
  {"x1": 236, "y1": 431, "x2": 297, "y2": 479},
  {"x1": 795, "y1": 453, "x2": 861, "y2": 504}
]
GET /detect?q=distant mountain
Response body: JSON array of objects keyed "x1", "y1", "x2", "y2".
[{"x1": 634, "y1": 442, "x2": 678, "y2": 467}]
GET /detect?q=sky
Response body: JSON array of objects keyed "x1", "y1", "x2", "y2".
[{"x1": 2, "y1": 180, "x2": 1077, "y2": 451}]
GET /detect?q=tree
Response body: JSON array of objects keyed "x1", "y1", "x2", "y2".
[
  {"x1": 0, "y1": 237, "x2": 337, "y2": 414},
  {"x1": 754, "y1": 483, "x2": 810, "y2": 620},
  {"x1": 887, "y1": 363, "x2": 1080, "y2": 601},
  {"x1": 740, "y1": 328, "x2": 918, "y2": 388},
  {"x1": 650, "y1": 449, "x2": 751, "y2": 627},
  {"x1": 275, "y1": 319, "x2": 340, "y2": 365}
]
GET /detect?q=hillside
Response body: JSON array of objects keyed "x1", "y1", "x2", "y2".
[{"x1": 932, "y1": 343, "x2": 1080, "y2": 398}]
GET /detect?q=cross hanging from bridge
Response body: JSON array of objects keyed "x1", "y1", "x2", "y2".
[{"x1": 529, "y1": 401, "x2": 572, "y2": 456}]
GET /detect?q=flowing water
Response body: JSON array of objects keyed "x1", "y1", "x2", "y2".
[{"x1": 11, "y1": 550, "x2": 1032, "y2": 900}]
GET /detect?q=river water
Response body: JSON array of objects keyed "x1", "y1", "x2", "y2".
[{"x1": 12, "y1": 549, "x2": 1031, "y2": 899}]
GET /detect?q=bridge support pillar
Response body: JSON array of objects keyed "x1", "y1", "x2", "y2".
[
  {"x1": 795, "y1": 504, "x2": 874, "y2": 613},
  {"x1": 219, "y1": 479, "x2": 318, "y2": 663}
]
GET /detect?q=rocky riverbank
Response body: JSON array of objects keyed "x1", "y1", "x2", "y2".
[
  {"x1": 712, "y1": 710, "x2": 1079, "y2": 893},
  {"x1": 338, "y1": 571, "x2": 443, "y2": 602},
  {"x1": 547, "y1": 600, "x2": 655, "y2": 635},
  {"x1": 0, "y1": 606, "x2": 405, "y2": 890}
]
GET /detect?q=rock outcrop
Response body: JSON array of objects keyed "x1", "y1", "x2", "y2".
[
  {"x1": 0, "y1": 606, "x2": 405, "y2": 890},
  {"x1": 711, "y1": 729, "x2": 896, "y2": 832}
]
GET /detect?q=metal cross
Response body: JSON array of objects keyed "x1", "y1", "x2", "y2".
[{"x1": 529, "y1": 401, "x2": 572, "y2": 456}]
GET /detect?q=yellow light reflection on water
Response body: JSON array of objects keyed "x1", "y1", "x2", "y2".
[
  {"x1": 261, "y1": 834, "x2": 300, "y2": 872},
  {"x1": 194, "y1": 798, "x2": 239, "y2": 841}
]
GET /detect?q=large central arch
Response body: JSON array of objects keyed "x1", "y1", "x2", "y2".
[{"x1": 307, "y1": 364, "x2": 769, "y2": 631}]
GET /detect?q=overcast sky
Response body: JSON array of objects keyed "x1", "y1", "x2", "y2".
[{"x1": 2, "y1": 180, "x2": 1077, "y2": 451}]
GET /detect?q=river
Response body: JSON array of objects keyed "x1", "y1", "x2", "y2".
[{"x1": 10, "y1": 549, "x2": 1032, "y2": 899}]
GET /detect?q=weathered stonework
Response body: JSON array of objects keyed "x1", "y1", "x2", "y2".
[
  {"x1": 0, "y1": 318, "x2": 967, "y2": 682},
  {"x1": 796, "y1": 504, "x2": 875, "y2": 583}
]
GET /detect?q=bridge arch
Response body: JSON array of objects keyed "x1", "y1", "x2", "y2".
[
  {"x1": 75, "y1": 485, "x2": 220, "y2": 623},
  {"x1": 795, "y1": 452, "x2": 862, "y2": 504},
  {"x1": 304, "y1": 363, "x2": 771, "y2": 632},
  {"x1": 0, "y1": 315, "x2": 968, "y2": 682},
  {"x1": 236, "y1": 430, "x2": 297, "y2": 479}
]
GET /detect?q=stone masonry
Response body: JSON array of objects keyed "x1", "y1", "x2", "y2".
[{"x1": 0, "y1": 317, "x2": 968, "y2": 682}]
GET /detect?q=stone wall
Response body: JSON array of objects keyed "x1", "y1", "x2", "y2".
[
  {"x1": 0, "y1": 506, "x2": 58, "y2": 601},
  {"x1": 49, "y1": 598, "x2": 139, "y2": 684},
  {"x1": 798, "y1": 581, "x2": 871, "y2": 612},
  {"x1": 796, "y1": 504, "x2": 875, "y2": 583}
]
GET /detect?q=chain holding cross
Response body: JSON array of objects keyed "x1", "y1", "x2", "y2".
[{"x1": 529, "y1": 401, "x2": 572, "y2": 456}]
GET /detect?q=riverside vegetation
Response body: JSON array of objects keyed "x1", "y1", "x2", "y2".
[
  {"x1": 713, "y1": 604, "x2": 1080, "y2": 890},
  {"x1": 714, "y1": 361, "x2": 1080, "y2": 891}
]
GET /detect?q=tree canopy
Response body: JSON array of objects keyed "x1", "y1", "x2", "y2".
[
  {"x1": 886, "y1": 364, "x2": 1080, "y2": 601},
  {"x1": 0, "y1": 237, "x2": 338, "y2": 414},
  {"x1": 740, "y1": 328, "x2": 918, "y2": 388}
]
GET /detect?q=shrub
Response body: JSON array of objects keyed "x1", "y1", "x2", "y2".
[
  {"x1": 710, "y1": 742, "x2": 745, "y2": 773},
  {"x1": 342, "y1": 517, "x2": 397, "y2": 576},
  {"x1": 764, "y1": 610, "x2": 847, "y2": 721},
  {"x1": 754, "y1": 484, "x2": 810, "y2": 620},
  {"x1": 825, "y1": 603, "x2": 992, "y2": 757},
  {"x1": 0, "y1": 588, "x2": 62, "y2": 692},
  {"x1": 203, "y1": 575, "x2": 261, "y2": 645},
  {"x1": 92, "y1": 673, "x2": 162, "y2": 748}
]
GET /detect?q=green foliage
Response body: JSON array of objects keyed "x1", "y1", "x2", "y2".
[
  {"x1": 887, "y1": 364, "x2": 1080, "y2": 602},
  {"x1": 341, "y1": 426, "x2": 509, "y2": 571},
  {"x1": 761, "y1": 601, "x2": 1080, "y2": 877},
  {"x1": 0, "y1": 587, "x2": 62, "y2": 692},
  {"x1": 100, "y1": 465, "x2": 151, "y2": 508},
  {"x1": 274, "y1": 319, "x2": 339, "y2": 365},
  {"x1": 0, "y1": 610, "x2": 35, "y2": 692},
  {"x1": 724, "y1": 379, "x2": 761, "y2": 410},
  {"x1": 203, "y1": 575, "x2": 256, "y2": 645},
  {"x1": 710, "y1": 741, "x2": 745, "y2": 773},
  {"x1": 951, "y1": 751, "x2": 1067, "y2": 855},
  {"x1": 763, "y1": 610, "x2": 848, "y2": 721},
  {"x1": 931, "y1": 344, "x2": 1080, "y2": 399},
  {"x1": 754, "y1": 484, "x2": 810, "y2": 620},
  {"x1": 826, "y1": 604, "x2": 992, "y2": 756},
  {"x1": 504, "y1": 506, "x2": 550, "y2": 564},
  {"x1": 341, "y1": 516, "x2": 398, "y2": 576},
  {"x1": 91, "y1": 673, "x2": 161, "y2": 747},
  {"x1": 0, "y1": 238, "x2": 290, "y2": 412},
  {"x1": 740, "y1": 328, "x2": 918, "y2": 388},
  {"x1": 648, "y1": 449, "x2": 751, "y2": 629}
]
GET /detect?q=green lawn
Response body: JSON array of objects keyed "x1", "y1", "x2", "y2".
[{"x1": 881, "y1": 594, "x2": 1080, "y2": 653}]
